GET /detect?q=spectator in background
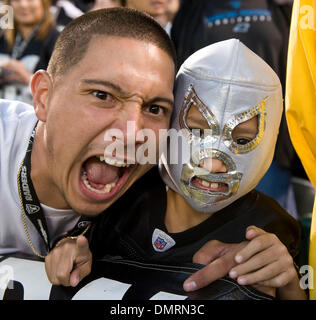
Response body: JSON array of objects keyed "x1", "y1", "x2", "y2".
[
  {"x1": 171, "y1": 0, "x2": 303, "y2": 219},
  {"x1": 0, "y1": 0, "x2": 59, "y2": 104},
  {"x1": 166, "y1": 0, "x2": 180, "y2": 22},
  {"x1": 90, "y1": 0, "x2": 123, "y2": 11},
  {"x1": 125, "y1": 0, "x2": 171, "y2": 34},
  {"x1": 90, "y1": 0, "x2": 180, "y2": 35},
  {"x1": 164, "y1": 0, "x2": 180, "y2": 34},
  {"x1": 51, "y1": 0, "x2": 84, "y2": 31}
]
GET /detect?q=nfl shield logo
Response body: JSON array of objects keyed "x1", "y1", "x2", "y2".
[
  {"x1": 154, "y1": 236, "x2": 167, "y2": 250},
  {"x1": 152, "y1": 229, "x2": 176, "y2": 252}
]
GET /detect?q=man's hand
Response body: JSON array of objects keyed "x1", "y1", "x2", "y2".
[
  {"x1": 45, "y1": 235, "x2": 92, "y2": 287},
  {"x1": 183, "y1": 239, "x2": 248, "y2": 292}
]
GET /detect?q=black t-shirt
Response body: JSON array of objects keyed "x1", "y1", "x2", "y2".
[{"x1": 90, "y1": 167, "x2": 301, "y2": 263}]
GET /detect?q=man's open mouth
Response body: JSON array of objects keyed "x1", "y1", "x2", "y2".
[
  {"x1": 79, "y1": 155, "x2": 135, "y2": 201},
  {"x1": 191, "y1": 176, "x2": 229, "y2": 193}
]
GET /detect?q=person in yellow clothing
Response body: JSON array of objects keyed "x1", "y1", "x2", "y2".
[{"x1": 285, "y1": 0, "x2": 316, "y2": 299}]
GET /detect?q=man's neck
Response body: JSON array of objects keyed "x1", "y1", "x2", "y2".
[
  {"x1": 30, "y1": 123, "x2": 70, "y2": 210},
  {"x1": 164, "y1": 189, "x2": 212, "y2": 233}
]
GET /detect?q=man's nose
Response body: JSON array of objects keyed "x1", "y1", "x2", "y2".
[
  {"x1": 118, "y1": 102, "x2": 145, "y2": 145},
  {"x1": 199, "y1": 158, "x2": 227, "y2": 173}
]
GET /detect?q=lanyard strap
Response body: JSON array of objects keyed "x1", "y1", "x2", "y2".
[
  {"x1": 11, "y1": 26, "x2": 39, "y2": 59},
  {"x1": 17, "y1": 123, "x2": 93, "y2": 256}
]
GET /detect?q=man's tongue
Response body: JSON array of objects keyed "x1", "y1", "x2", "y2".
[{"x1": 84, "y1": 157, "x2": 120, "y2": 190}]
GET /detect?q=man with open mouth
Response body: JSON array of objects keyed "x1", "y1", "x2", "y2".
[{"x1": 0, "y1": 8, "x2": 175, "y2": 260}]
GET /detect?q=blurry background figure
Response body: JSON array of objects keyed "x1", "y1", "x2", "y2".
[
  {"x1": 171, "y1": 0, "x2": 306, "y2": 219},
  {"x1": 51, "y1": 0, "x2": 84, "y2": 31},
  {"x1": 89, "y1": 0, "x2": 180, "y2": 35},
  {"x1": 125, "y1": 0, "x2": 174, "y2": 34},
  {"x1": 166, "y1": 0, "x2": 180, "y2": 20},
  {"x1": 90, "y1": 0, "x2": 123, "y2": 11},
  {"x1": 126, "y1": 0, "x2": 168, "y2": 24},
  {"x1": 0, "y1": 0, "x2": 59, "y2": 104},
  {"x1": 164, "y1": 0, "x2": 180, "y2": 34},
  {"x1": 51, "y1": 0, "x2": 103, "y2": 30}
]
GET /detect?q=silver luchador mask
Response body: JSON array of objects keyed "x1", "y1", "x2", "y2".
[{"x1": 159, "y1": 39, "x2": 283, "y2": 213}]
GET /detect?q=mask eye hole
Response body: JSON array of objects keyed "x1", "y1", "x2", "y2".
[
  {"x1": 186, "y1": 104, "x2": 210, "y2": 138},
  {"x1": 179, "y1": 85, "x2": 220, "y2": 142},
  {"x1": 222, "y1": 98, "x2": 267, "y2": 154},
  {"x1": 232, "y1": 115, "x2": 258, "y2": 145},
  {"x1": 236, "y1": 138, "x2": 251, "y2": 145}
]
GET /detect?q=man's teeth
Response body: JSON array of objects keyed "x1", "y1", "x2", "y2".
[
  {"x1": 98, "y1": 156, "x2": 130, "y2": 168},
  {"x1": 81, "y1": 170, "x2": 118, "y2": 194}
]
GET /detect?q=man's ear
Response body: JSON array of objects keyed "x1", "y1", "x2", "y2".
[{"x1": 31, "y1": 70, "x2": 53, "y2": 122}]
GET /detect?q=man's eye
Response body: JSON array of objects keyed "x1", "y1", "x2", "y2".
[
  {"x1": 148, "y1": 105, "x2": 164, "y2": 115},
  {"x1": 92, "y1": 91, "x2": 111, "y2": 100},
  {"x1": 236, "y1": 137, "x2": 251, "y2": 145}
]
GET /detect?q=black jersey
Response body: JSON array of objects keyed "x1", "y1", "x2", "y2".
[{"x1": 90, "y1": 167, "x2": 301, "y2": 262}]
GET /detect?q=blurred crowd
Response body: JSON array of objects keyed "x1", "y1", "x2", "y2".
[
  {"x1": 0, "y1": 0, "x2": 180, "y2": 102},
  {"x1": 0, "y1": 0, "x2": 312, "y2": 239}
]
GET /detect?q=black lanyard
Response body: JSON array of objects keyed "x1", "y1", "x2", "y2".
[{"x1": 17, "y1": 123, "x2": 93, "y2": 254}]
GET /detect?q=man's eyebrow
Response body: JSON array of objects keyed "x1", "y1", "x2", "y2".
[
  {"x1": 81, "y1": 79, "x2": 174, "y2": 107},
  {"x1": 148, "y1": 97, "x2": 174, "y2": 109},
  {"x1": 81, "y1": 79, "x2": 129, "y2": 97}
]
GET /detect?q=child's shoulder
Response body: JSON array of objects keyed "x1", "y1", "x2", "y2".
[
  {"x1": 248, "y1": 189, "x2": 295, "y2": 218},
  {"x1": 245, "y1": 189, "x2": 301, "y2": 256}
]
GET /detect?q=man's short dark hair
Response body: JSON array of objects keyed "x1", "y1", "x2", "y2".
[{"x1": 47, "y1": 8, "x2": 176, "y2": 79}]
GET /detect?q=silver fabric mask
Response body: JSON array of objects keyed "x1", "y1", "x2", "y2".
[{"x1": 159, "y1": 39, "x2": 283, "y2": 213}]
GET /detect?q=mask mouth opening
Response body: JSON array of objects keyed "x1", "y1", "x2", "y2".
[
  {"x1": 181, "y1": 168, "x2": 243, "y2": 199},
  {"x1": 191, "y1": 176, "x2": 229, "y2": 194}
]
